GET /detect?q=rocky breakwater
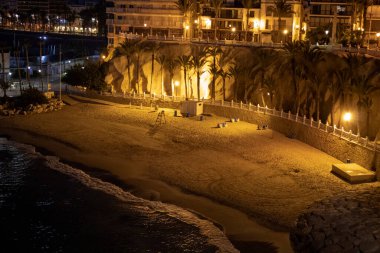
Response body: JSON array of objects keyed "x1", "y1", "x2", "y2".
[
  {"x1": 290, "y1": 189, "x2": 380, "y2": 253},
  {"x1": 0, "y1": 99, "x2": 64, "y2": 116}
]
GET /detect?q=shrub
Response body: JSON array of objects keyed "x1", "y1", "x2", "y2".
[{"x1": 15, "y1": 88, "x2": 48, "y2": 108}]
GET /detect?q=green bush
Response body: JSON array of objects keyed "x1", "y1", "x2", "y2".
[
  {"x1": 15, "y1": 88, "x2": 48, "y2": 108},
  {"x1": 62, "y1": 61, "x2": 107, "y2": 92}
]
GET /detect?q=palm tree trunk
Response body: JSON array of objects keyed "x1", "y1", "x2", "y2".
[
  {"x1": 212, "y1": 56, "x2": 216, "y2": 99},
  {"x1": 245, "y1": 11, "x2": 249, "y2": 41},
  {"x1": 234, "y1": 77, "x2": 239, "y2": 101},
  {"x1": 222, "y1": 77, "x2": 226, "y2": 100},
  {"x1": 127, "y1": 57, "x2": 131, "y2": 91},
  {"x1": 150, "y1": 53, "x2": 154, "y2": 94},
  {"x1": 160, "y1": 66, "x2": 164, "y2": 95},
  {"x1": 260, "y1": 70, "x2": 266, "y2": 106},
  {"x1": 366, "y1": 107, "x2": 370, "y2": 137},
  {"x1": 25, "y1": 45, "x2": 31, "y2": 88},
  {"x1": 278, "y1": 17, "x2": 282, "y2": 42},
  {"x1": 331, "y1": 92, "x2": 335, "y2": 127},
  {"x1": 1, "y1": 49, "x2": 5, "y2": 83},
  {"x1": 356, "y1": 104, "x2": 361, "y2": 136},
  {"x1": 171, "y1": 74, "x2": 174, "y2": 96},
  {"x1": 1, "y1": 49, "x2": 7, "y2": 97},
  {"x1": 16, "y1": 49, "x2": 22, "y2": 93},
  {"x1": 197, "y1": 70, "x2": 200, "y2": 100},
  {"x1": 39, "y1": 42, "x2": 44, "y2": 92},
  {"x1": 136, "y1": 55, "x2": 140, "y2": 93},
  {"x1": 316, "y1": 91, "x2": 320, "y2": 121},
  {"x1": 184, "y1": 68, "x2": 188, "y2": 99}
]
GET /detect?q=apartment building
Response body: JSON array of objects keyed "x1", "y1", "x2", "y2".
[
  {"x1": 304, "y1": 0, "x2": 353, "y2": 44},
  {"x1": 17, "y1": 0, "x2": 68, "y2": 16},
  {"x1": 366, "y1": 3, "x2": 380, "y2": 44},
  {"x1": 106, "y1": 0, "x2": 183, "y2": 46},
  {"x1": 106, "y1": 0, "x2": 380, "y2": 46},
  {"x1": 198, "y1": 0, "x2": 303, "y2": 42}
]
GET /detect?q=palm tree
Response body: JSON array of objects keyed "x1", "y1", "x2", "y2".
[
  {"x1": 177, "y1": 55, "x2": 192, "y2": 99},
  {"x1": 145, "y1": 41, "x2": 160, "y2": 94},
  {"x1": 0, "y1": 44, "x2": 9, "y2": 97},
  {"x1": 228, "y1": 63, "x2": 242, "y2": 101},
  {"x1": 79, "y1": 8, "x2": 93, "y2": 35},
  {"x1": 252, "y1": 48, "x2": 278, "y2": 107},
  {"x1": 210, "y1": 0, "x2": 223, "y2": 40},
  {"x1": 155, "y1": 54, "x2": 166, "y2": 96},
  {"x1": 268, "y1": 0, "x2": 293, "y2": 42},
  {"x1": 133, "y1": 40, "x2": 147, "y2": 93},
  {"x1": 326, "y1": 69, "x2": 343, "y2": 127},
  {"x1": 165, "y1": 57, "x2": 177, "y2": 96},
  {"x1": 190, "y1": 45, "x2": 208, "y2": 100},
  {"x1": 352, "y1": 63, "x2": 380, "y2": 136},
  {"x1": 282, "y1": 40, "x2": 303, "y2": 114},
  {"x1": 39, "y1": 40, "x2": 44, "y2": 91},
  {"x1": 300, "y1": 43, "x2": 323, "y2": 120},
  {"x1": 176, "y1": 0, "x2": 195, "y2": 39},
  {"x1": 241, "y1": 0, "x2": 257, "y2": 41},
  {"x1": 262, "y1": 74, "x2": 277, "y2": 108},
  {"x1": 23, "y1": 41, "x2": 32, "y2": 88},
  {"x1": 218, "y1": 67, "x2": 231, "y2": 101},
  {"x1": 67, "y1": 10, "x2": 77, "y2": 33},
  {"x1": 242, "y1": 65, "x2": 260, "y2": 103},
  {"x1": 207, "y1": 46, "x2": 222, "y2": 99},
  {"x1": 113, "y1": 39, "x2": 139, "y2": 92},
  {"x1": 15, "y1": 47, "x2": 23, "y2": 93}
]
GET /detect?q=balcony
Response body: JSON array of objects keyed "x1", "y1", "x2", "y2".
[{"x1": 107, "y1": 7, "x2": 181, "y2": 15}]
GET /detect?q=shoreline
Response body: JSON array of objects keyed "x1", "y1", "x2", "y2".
[
  {"x1": 0, "y1": 132, "x2": 291, "y2": 253},
  {"x1": 0, "y1": 138, "x2": 230, "y2": 253},
  {"x1": 1, "y1": 97, "x2": 378, "y2": 252}
]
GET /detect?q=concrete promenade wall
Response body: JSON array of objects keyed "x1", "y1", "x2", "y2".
[
  {"x1": 68, "y1": 92, "x2": 380, "y2": 179},
  {"x1": 204, "y1": 104, "x2": 380, "y2": 177}
]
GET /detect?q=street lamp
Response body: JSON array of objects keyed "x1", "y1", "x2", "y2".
[
  {"x1": 343, "y1": 112, "x2": 352, "y2": 122},
  {"x1": 376, "y1": 33, "x2": 380, "y2": 49}
]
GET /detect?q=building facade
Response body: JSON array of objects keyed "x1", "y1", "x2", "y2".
[
  {"x1": 16, "y1": 0, "x2": 68, "y2": 16},
  {"x1": 106, "y1": 0, "x2": 183, "y2": 46},
  {"x1": 106, "y1": 0, "x2": 380, "y2": 47}
]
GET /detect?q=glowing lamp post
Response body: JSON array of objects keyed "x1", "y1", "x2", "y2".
[
  {"x1": 342, "y1": 112, "x2": 352, "y2": 134},
  {"x1": 283, "y1": 29, "x2": 288, "y2": 43},
  {"x1": 343, "y1": 112, "x2": 352, "y2": 122},
  {"x1": 376, "y1": 33, "x2": 380, "y2": 49}
]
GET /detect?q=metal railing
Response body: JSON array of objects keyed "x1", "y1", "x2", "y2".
[
  {"x1": 206, "y1": 99, "x2": 379, "y2": 152},
  {"x1": 69, "y1": 90, "x2": 380, "y2": 153}
]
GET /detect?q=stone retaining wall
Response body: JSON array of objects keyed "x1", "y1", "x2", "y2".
[
  {"x1": 79, "y1": 92, "x2": 182, "y2": 110},
  {"x1": 203, "y1": 104, "x2": 380, "y2": 177}
]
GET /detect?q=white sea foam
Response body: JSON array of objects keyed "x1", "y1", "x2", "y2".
[{"x1": 1, "y1": 138, "x2": 238, "y2": 253}]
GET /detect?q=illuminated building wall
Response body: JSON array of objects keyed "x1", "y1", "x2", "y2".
[{"x1": 106, "y1": 0, "x2": 183, "y2": 46}]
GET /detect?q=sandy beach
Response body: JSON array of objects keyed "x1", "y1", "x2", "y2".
[{"x1": 1, "y1": 95, "x2": 379, "y2": 252}]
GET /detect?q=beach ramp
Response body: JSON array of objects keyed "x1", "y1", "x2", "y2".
[{"x1": 332, "y1": 163, "x2": 375, "y2": 183}]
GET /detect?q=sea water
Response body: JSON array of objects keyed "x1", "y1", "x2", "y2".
[{"x1": 0, "y1": 138, "x2": 237, "y2": 252}]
